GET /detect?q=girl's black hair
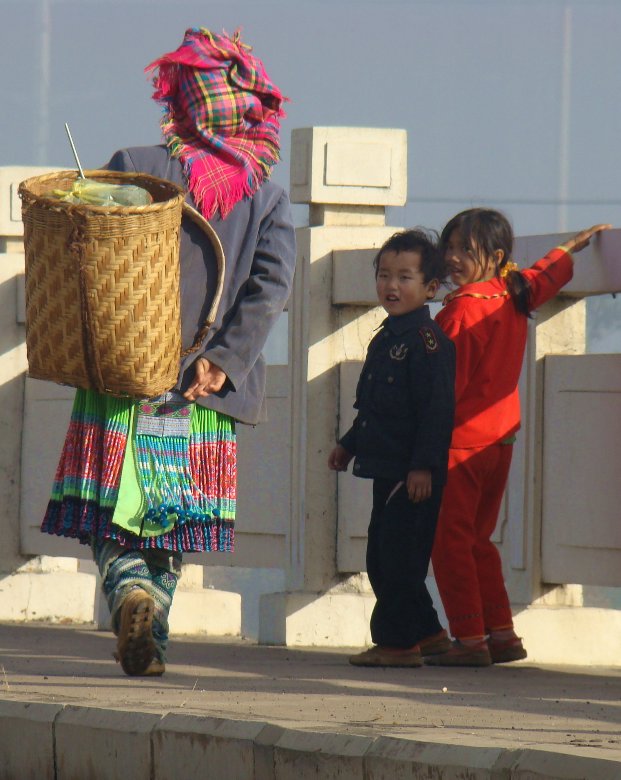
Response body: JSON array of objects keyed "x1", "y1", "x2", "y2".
[
  {"x1": 373, "y1": 228, "x2": 448, "y2": 284},
  {"x1": 439, "y1": 208, "x2": 532, "y2": 317}
]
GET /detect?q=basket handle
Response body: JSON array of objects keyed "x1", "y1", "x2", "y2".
[{"x1": 180, "y1": 203, "x2": 226, "y2": 359}]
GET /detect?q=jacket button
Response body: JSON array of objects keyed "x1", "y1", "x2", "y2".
[
  {"x1": 367, "y1": 373, "x2": 372, "y2": 380},
  {"x1": 354, "y1": 463, "x2": 360, "y2": 471},
  {"x1": 361, "y1": 420, "x2": 367, "y2": 428},
  {"x1": 387, "y1": 376, "x2": 394, "y2": 383}
]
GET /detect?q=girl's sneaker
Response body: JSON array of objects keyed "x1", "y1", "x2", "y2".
[
  {"x1": 488, "y1": 636, "x2": 527, "y2": 663},
  {"x1": 424, "y1": 639, "x2": 492, "y2": 667}
]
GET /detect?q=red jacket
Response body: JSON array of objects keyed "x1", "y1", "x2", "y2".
[{"x1": 435, "y1": 247, "x2": 574, "y2": 448}]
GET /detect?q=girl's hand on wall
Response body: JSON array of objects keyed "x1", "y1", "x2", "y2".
[
  {"x1": 183, "y1": 357, "x2": 227, "y2": 401},
  {"x1": 564, "y1": 224, "x2": 612, "y2": 254}
]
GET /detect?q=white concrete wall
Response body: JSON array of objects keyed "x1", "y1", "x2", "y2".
[{"x1": 2, "y1": 137, "x2": 621, "y2": 663}]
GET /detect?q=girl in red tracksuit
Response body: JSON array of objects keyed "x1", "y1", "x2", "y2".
[{"x1": 426, "y1": 208, "x2": 610, "y2": 667}]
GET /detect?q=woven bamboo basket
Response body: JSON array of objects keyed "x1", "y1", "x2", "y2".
[{"x1": 19, "y1": 169, "x2": 225, "y2": 399}]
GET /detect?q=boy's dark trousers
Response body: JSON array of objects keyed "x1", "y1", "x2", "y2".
[{"x1": 367, "y1": 478, "x2": 444, "y2": 648}]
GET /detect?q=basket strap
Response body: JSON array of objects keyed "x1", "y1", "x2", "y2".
[
  {"x1": 67, "y1": 210, "x2": 106, "y2": 393},
  {"x1": 180, "y1": 203, "x2": 226, "y2": 359}
]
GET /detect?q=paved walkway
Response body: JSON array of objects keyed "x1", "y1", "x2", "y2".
[{"x1": 0, "y1": 622, "x2": 620, "y2": 778}]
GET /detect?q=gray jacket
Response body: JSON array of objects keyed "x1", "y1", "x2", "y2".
[{"x1": 106, "y1": 145, "x2": 296, "y2": 425}]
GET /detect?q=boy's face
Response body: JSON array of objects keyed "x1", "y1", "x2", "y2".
[{"x1": 376, "y1": 250, "x2": 438, "y2": 317}]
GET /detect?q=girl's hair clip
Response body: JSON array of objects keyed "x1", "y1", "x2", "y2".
[{"x1": 500, "y1": 261, "x2": 519, "y2": 278}]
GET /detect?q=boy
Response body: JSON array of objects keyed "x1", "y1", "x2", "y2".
[{"x1": 328, "y1": 230, "x2": 455, "y2": 667}]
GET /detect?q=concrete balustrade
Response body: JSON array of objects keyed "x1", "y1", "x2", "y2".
[{"x1": 1, "y1": 128, "x2": 620, "y2": 663}]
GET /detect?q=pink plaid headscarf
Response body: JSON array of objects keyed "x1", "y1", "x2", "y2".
[{"x1": 145, "y1": 28, "x2": 287, "y2": 220}]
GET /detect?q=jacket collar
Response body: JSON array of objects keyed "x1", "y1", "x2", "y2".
[
  {"x1": 443, "y1": 276, "x2": 507, "y2": 305},
  {"x1": 383, "y1": 305, "x2": 432, "y2": 335}
]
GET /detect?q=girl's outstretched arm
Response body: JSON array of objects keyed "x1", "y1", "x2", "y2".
[{"x1": 523, "y1": 223, "x2": 613, "y2": 310}]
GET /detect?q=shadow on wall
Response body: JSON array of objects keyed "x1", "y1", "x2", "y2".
[
  {"x1": 202, "y1": 566, "x2": 286, "y2": 640},
  {"x1": 0, "y1": 272, "x2": 25, "y2": 359},
  {"x1": 0, "y1": 373, "x2": 27, "y2": 571},
  {"x1": 587, "y1": 294, "x2": 621, "y2": 353}
]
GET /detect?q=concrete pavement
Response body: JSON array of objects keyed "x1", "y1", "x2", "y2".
[{"x1": 0, "y1": 622, "x2": 620, "y2": 779}]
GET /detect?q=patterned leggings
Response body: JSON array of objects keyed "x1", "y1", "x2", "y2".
[{"x1": 93, "y1": 539, "x2": 182, "y2": 662}]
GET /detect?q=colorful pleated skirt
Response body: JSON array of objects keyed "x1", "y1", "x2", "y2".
[{"x1": 41, "y1": 389, "x2": 235, "y2": 552}]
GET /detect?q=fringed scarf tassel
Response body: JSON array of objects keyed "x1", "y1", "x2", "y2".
[{"x1": 134, "y1": 429, "x2": 220, "y2": 534}]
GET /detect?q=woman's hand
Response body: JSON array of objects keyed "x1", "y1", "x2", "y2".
[
  {"x1": 564, "y1": 224, "x2": 612, "y2": 254},
  {"x1": 406, "y1": 469, "x2": 432, "y2": 503},
  {"x1": 328, "y1": 444, "x2": 353, "y2": 472},
  {"x1": 183, "y1": 357, "x2": 227, "y2": 401}
]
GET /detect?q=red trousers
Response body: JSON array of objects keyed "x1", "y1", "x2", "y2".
[{"x1": 432, "y1": 444, "x2": 514, "y2": 638}]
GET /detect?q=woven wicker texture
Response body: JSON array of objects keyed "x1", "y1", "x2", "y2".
[{"x1": 19, "y1": 169, "x2": 222, "y2": 399}]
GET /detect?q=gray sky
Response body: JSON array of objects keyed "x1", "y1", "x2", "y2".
[{"x1": 2, "y1": 0, "x2": 619, "y2": 347}]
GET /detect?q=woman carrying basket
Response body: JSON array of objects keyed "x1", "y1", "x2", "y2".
[{"x1": 40, "y1": 27, "x2": 296, "y2": 676}]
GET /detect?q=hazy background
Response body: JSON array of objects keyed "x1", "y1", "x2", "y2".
[{"x1": 1, "y1": 0, "x2": 619, "y2": 349}]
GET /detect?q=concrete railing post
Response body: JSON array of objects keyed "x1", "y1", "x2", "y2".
[{"x1": 259, "y1": 127, "x2": 408, "y2": 645}]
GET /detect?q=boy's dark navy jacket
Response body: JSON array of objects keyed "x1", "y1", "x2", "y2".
[{"x1": 339, "y1": 305, "x2": 455, "y2": 485}]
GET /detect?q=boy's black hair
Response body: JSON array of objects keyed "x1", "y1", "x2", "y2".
[
  {"x1": 373, "y1": 228, "x2": 447, "y2": 283},
  {"x1": 439, "y1": 208, "x2": 532, "y2": 316}
]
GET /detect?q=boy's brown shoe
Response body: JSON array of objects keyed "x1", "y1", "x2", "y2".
[
  {"x1": 424, "y1": 639, "x2": 492, "y2": 667},
  {"x1": 349, "y1": 645, "x2": 423, "y2": 667},
  {"x1": 489, "y1": 636, "x2": 527, "y2": 664},
  {"x1": 418, "y1": 629, "x2": 452, "y2": 657},
  {"x1": 116, "y1": 587, "x2": 156, "y2": 676}
]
